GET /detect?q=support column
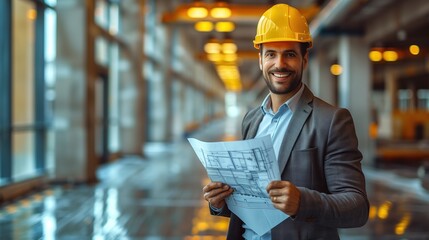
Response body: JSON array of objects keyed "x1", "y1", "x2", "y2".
[
  {"x1": 309, "y1": 49, "x2": 336, "y2": 105},
  {"x1": 338, "y1": 36, "x2": 373, "y2": 165},
  {"x1": 378, "y1": 69, "x2": 398, "y2": 139}
]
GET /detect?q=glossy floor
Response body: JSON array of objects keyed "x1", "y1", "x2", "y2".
[{"x1": 1, "y1": 120, "x2": 429, "y2": 239}]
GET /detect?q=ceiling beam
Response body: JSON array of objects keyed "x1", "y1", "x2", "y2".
[
  {"x1": 365, "y1": 0, "x2": 429, "y2": 44},
  {"x1": 161, "y1": 3, "x2": 320, "y2": 24}
]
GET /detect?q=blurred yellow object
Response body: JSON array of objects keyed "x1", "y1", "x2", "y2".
[
  {"x1": 369, "y1": 50, "x2": 382, "y2": 62},
  {"x1": 369, "y1": 122, "x2": 378, "y2": 139},
  {"x1": 195, "y1": 21, "x2": 213, "y2": 32},
  {"x1": 187, "y1": 6, "x2": 208, "y2": 18}
]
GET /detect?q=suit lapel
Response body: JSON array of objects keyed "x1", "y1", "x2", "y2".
[
  {"x1": 247, "y1": 111, "x2": 264, "y2": 139},
  {"x1": 278, "y1": 86, "x2": 314, "y2": 173}
]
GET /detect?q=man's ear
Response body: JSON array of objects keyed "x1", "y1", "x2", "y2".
[
  {"x1": 302, "y1": 52, "x2": 309, "y2": 69},
  {"x1": 258, "y1": 52, "x2": 262, "y2": 70}
]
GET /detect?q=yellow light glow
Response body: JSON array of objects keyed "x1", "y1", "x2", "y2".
[
  {"x1": 330, "y1": 64, "x2": 343, "y2": 76},
  {"x1": 194, "y1": 21, "x2": 213, "y2": 32},
  {"x1": 27, "y1": 9, "x2": 37, "y2": 20},
  {"x1": 395, "y1": 213, "x2": 410, "y2": 235},
  {"x1": 204, "y1": 42, "x2": 221, "y2": 54},
  {"x1": 210, "y1": 7, "x2": 232, "y2": 18},
  {"x1": 409, "y1": 45, "x2": 420, "y2": 55},
  {"x1": 369, "y1": 206, "x2": 377, "y2": 219},
  {"x1": 223, "y1": 53, "x2": 237, "y2": 62},
  {"x1": 207, "y1": 53, "x2": 223, "y2": 62},
  {"x1": 187, "y1": 7, "x2": 208, "y2": 18},
  {"x1": 369, "y1": 50, "x2": 382, "y2": 62},
  {"x1": 222, "y1": 42, "x2": 237, "y2": 54},
  {"x1": 215, "y1": 22, "x2": 235, "y2": 32},
  {"x1": 377, "y1": 201, "x2": 392, "y2": 219},
  {"x1": 383, "y1": 50, "x2": 398, "y2": 62}
]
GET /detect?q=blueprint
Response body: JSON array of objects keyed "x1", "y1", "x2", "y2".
[{"x1": 188, "y1": 135, "x2": 288, "y2": 236}]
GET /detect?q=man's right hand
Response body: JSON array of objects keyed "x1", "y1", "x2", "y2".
[{"x1": 202, "y1": 182, "x2": 234, "y2": 209}]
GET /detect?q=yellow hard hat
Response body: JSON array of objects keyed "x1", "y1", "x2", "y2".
[{"x1": 253, "y1": 4, "x2": 312, "y2": 49}]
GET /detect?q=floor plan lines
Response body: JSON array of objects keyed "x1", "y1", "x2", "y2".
[
  {"x1": 198, "y1": 140, "x2": 278, "y2": 208},
  {"x1": 188, "y1": 136, "x2": 287, "y2": 234}
]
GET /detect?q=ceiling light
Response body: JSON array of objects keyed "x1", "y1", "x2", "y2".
[
  {"x1": 222, "y1": 42, "x2": 237, "y2": 54},
  {"x1": 204, "y1": 38, "x2": 221, "y2": 54},
  {"x1": 211, "y1": 7, "x2": 231, "y2": 18},
  {"x1": 409, "y1": 45, "x2": 420, "y2": 55},
  {"x1": 330, "y1": 64, "x2": 342, "y2": 76},
  {"x1": 207, "y1": 53, "x2": 223, "y2": 62},
  {"x1": 195, "y1": 21, "x2": 213, "y2": 32},
  {"x1": 223, "y1": 53, "x2": 238, "y2": 62},
  {"x1": 187, "y1": 2, "x2": 208, "y2": 19},
  {"x1": 369, "y1": 50, "x2": 382, "y2": 62},
  {"x1": 383, "y1": 50, "x2": 398, "y2": 62},
  {"x1": 215, "y1": 22, "x2": 235, "y2": 32},
  {"x1": 210, "y1": 1, "x2": 231, "y2": 18}
]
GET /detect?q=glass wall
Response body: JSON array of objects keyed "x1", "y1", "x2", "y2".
[
  {"x1": 0, "y1": 0, "x2": 226, "y2": 187},
  {"x1": 12, "y1": 0, "x2": 36, "y2": 180},
  {"x1": 0, "y1": 0, "x2": 56, "y2": 183}
]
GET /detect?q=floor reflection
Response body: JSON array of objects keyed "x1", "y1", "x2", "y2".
[{"x1": 1, "y1": 120, "x2": 429, "y2": 239}]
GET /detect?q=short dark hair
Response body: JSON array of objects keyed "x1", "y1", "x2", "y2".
[{"x1": 259, "y1": 42, "x2": 310, "y2": 56}]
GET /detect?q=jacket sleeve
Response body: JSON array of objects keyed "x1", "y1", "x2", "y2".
[{"x1": 294, "y1": 108, "x2": 370, "y2": 228}]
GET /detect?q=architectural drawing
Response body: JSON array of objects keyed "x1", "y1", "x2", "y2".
[
  {"x1": 190, "y1": 136, "x2": 280, "y2": 209},
  {"x1": 188, "y1": 136, "x2": 288, "y2": 235}
]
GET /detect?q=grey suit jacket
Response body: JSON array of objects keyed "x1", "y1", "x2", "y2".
[{"x1": 215, "y1": 85, "x2": 369, "y2": 240}]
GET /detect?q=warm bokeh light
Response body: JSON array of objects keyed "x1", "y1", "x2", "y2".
[
  {"x1": 330, "y1": 64, "x2": 342, "y2": 76},
  {"x1": 377, "y1": 201, "x2": 392, "y2": 219},
  {"x1": 187, "y1": 7, "x2": 208, "y2": 18},
  {"x1": 210, "y1": 7, "x2": 232, "y2": 18},
  {"x1": 215, "y1": 21, "x2": 235, "y2": 32},
  {"x1": 27, "y1": 9, "x2": 37, "y2": 20},
  {"x1": 195, "y1": 21, "x2": 213, "y2": 32},
  {"x1": 204, "y1": 41, "x2": 221, "y2": 54},
  {"x1": 409, "y1": 44, "x2": 420, "y2": 55},
  {"x1": 383, "y1": 50, "x2": 398, "y2": 62},
  {"x1": 221, "y1": 42, "x2": 237, "y2": 54},
  {"x1": 222, "y1": 53, "x2": 237, "y2": 62},
  {"x1": 369, "y1": 205, "x2": 377, "y2": 219},
  {"x1": 369, "y1": 50, "x2": 382, "y2": 62},
  {"x1": 207, "y1": 53, "x2": 223, "y2": 62},
  {"x1": 395, "y1": 213, "x2": 411, "y2": 235}
]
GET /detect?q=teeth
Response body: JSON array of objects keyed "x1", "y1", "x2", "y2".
[{"x1": 273, "y1": 73, "x2": 290, "y2": 78}]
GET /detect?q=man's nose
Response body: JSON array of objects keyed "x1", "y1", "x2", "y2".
[{"x1": 275, "y1": 55, "x2": 287, "y2": 68}]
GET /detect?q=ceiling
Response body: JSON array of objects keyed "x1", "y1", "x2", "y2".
[{"x1": 161, "y1": 0, "x2": 429, "y2": 93}]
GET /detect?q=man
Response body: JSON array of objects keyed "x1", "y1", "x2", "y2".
[{"x1": 202, "y1": 3, "x2": 369, "y2": 240}]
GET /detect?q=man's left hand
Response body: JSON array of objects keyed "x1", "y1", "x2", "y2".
[{"x1": 266, "y1": 180, "x2": 301, "y2": 216}]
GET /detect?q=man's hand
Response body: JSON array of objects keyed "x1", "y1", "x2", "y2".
[
  {"x1": 267, "y1": 180, "x2": 301, "y2": 216},
  {"x1": 202, "y1": 182, "x2": 234, "y2": 209}
]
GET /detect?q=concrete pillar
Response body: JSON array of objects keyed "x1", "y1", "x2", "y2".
[
  {"x1": 338, "y1": 36, "x2": 373, "y2": 165},
  {"x1": 309, "y1": 49, "x2": 336, "y2": 105},
  {"x1": 377, "y1": 69, "x2": 398, "y2": 140}
]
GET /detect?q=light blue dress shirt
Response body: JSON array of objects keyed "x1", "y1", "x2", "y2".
[{"x1": 243, "y1": 84, "x2": 305, "y2": 240}]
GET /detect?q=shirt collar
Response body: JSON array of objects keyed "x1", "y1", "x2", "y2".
[{"x1": 260, "y1": 83, "x2": 305, "y2": 115}]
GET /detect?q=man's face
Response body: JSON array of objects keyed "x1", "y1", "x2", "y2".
[{"x1": 259, "y1": 42, "x2": 308, "y2": 95}]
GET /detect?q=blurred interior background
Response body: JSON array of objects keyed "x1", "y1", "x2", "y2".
[{"x1": 1, "y1": 0, "x2": 429, "y2": 239}]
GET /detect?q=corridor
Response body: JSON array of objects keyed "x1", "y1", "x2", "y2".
[
  {"x1": 1, "y1": 119, "x2": 429, "y2": 239},
  {"x1": 1, "y1": 0, "x2": 429, "y2": 239}
]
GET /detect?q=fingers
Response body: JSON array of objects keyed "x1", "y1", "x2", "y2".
[
  {"x1": 202, "y1": 182, "x2": 234, "y2": 209},
  {"x1": 202, "y1": 182, "x2": 223, "y2": 194},
  {"x1": 266, "y1": 180, "x2": 289, "y2": 191},
  {"x1": 266, "y1": 180, "x2": 301, "y2": 216}
]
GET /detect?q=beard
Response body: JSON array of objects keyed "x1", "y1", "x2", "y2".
[{"x1": 263, "y1": 63, "x2": 303, "y2": 95}]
